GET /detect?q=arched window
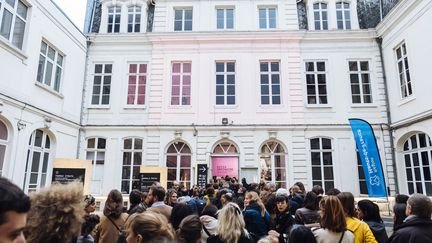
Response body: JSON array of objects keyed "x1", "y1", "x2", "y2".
[
  {"x1": 336, "y1": 1, "x2": 351, "y2": 29},
  {"x1": 107, "y1": 6, "x2": 121, "y2": 33},
  {"x1": 86, "y1": 137, "x2": 106, "y2": 195},
  {"x1": 310, "y1": 137, "x2": 334, "y2": 192},
  {"x1": 213, "y1": 141, "x2": 238, "y2": 154},
  {"x1": 24, "y1": 129, "x2": 51, "y2": 192},
  {"x1": 166, "y1": 142, "x2": 191, "y2": 189},
  {"x1": 403, "y1": 133, "x2": 432, "y2": 195},
  {"x1": 0, "y1": 120, "x2": 8, "y2": 175},
  {"x1": 260, "y1": 141, "x2": 287, "y2": 188},
  {"x1": 211, "y1": 141, "x2": 239, "y2": 179},
  {"x1": 121, "y1": 138, "x2": 143, "y2": 194},
  {"x1": 313, "y1": 2, "x2": 328, "y2": 30}
]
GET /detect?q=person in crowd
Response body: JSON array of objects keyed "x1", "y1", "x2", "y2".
[
  {"x1": 313, "y1": 196, "x2": 354, "y2": 243},
  {"x1": 200, "y1": 205, "x2": 219, "y2": 243},
  {"x1": 172, "y1": 181, "x2": 181, "y2": 192},
  {"x1": 95, "y1": 189, "x2": 129, "y2": 243},
  {"x1": 289, "y1": 225, "x2": 317, "y2": 243},
  {"x1": 171, "y1": 203, "x2": 195, "y2": 230},
  {"x1": 388, "y1": 193, "x2": 432, "y2": 243},
  {"x1": 147, "y1": 185, "x2": 173, "y2": 221},
  {"x1": 204, "y1": 187, "x2": 216, "y2": 206},
  {"x1": 207, "y1": 203, "x2": 253, "y2": 243},
  {"x1": 125, "y1": 211, "x2": 176, "y2": 243},
  {"x1": 392, "y1": 194, "x2": 409, "y2": 229},
  {"x1": 357, "y1": 200, "x2": 388, "y2": 243},
  {"x1": 220, "y1": 192, "x2": 233, "y2": 208},
  {"x1": 128, "y1": 189, "x2": 146, "y2": 214},
  {"x1": 141, "y1": 191, "x2": 151, "y2": 208},
  {"x1": 77, "y1": 214, "x2": 100, "y2": 243},
  {"x1": 268, "y1": 195, "x2": 294, "y2": 243},
  {"x1": 260, "y1": 183, "x2": 277, "y2": 220},
  {"x1": 288, "y1": 185, "x2": 304, "y2": 215},
  {"x1": 257, "y1": 235, "x2": 278, "y2": 243},
  {"x1": 236, "y1": 187, "x2": 247, "y2": 210},
  {"x1": 177, "y1": 215, "x2": 203, "y2": 243},
  {"x1": 25, "y1": 181, "x2": 85, "y2": 243},
  {"x1": 165, "y1": 189, "x2": 178, "y2": 207},
  {"x1": 243, "y1": 191, "x2": 272, "y2": 242},
  {"x1": 0, "y1": 177, "x2": 30, "y2": 243},
  {"x1": 312, "y1": 185, "x2": 324, "y2": 196},
  {"x1": 326, "y1": 188, "x2": 341, "y2": 196},
  {"x1": 337, "y1": 192, "x2": 377, "y2": 243},
  {"x1": 84, "y1": 194, "x2": 96, "y2": 215},
  {"x1": 294, "y1": 182, "x2": 307, "y2": 196},
  {"x1": 295, "y1": 191, "x2": 320, "y2": 226}
]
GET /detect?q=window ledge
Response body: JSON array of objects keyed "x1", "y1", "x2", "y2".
[
  {"x1": 398, "y1": 96, "x2": 416, "y2": 107},
  {"x1": 0, "y1": 38, "x2": 28, "y2": 61},
  {"x1": 214, "y1": 105, "x2": 238, "y2": 109},
  {"x1": 306, "y1": 105, "x2": 333, "y2": 109},
  {"x1": 123, "y1": 105, "x2": 147, "y2": 110},
  {"x1": 88, "y1": 105, "x2": 111, "y2": 109},
  {"x1": 34, "y1": 82, "x2": 64, "y2": 99},
  {"x1": 350, "y1": 104, "x2": 378, "y2": 108}
]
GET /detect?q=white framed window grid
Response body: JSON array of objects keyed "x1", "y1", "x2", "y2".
[
  {"x1": 126, "y1": 63, "x2": 147, "y2": 106},
  {"x1": 174, "y1": 8, "x2": 192, "y2": 31},
  {"x1": 128, "y1": 6, "x2": 141, "y2": 33},
  {"x1": 0, "y1": 119, "x2": 8, "y2": 176},
  {"x1": 121, "y1": 137, "x2": 143, "y2": 194},
  {"x1": 336, "y1": 1, "x2": 351, "y2": 30},
  {"x1": 395, "y1": 42, "x2": 412, "y2": 98},
  {"x1": 260, "y1": 61, "x2": 281, "y2": 105},
  {"x1": 305, "y1": 61, "x2": 328, "y2": 105},
  {"x1": 313, "y1": 2, "x2": 328, "y2": 30},
  {"x1": 36, "y1": 40, "x2": 64, "y2": 93},
  {"x1": 171, "y1": 62, "x2": 191, "y2": 106},
  {"x1": 216, "y1": 7, "x2": 234, "y2": 30},
  {"x1": 258, "y1": 6, "x2": 276, "y2": 29},
  {"x1": 107, "y1": 6, "x2": 121, "y2": 33},
  {"x1": 91, "y1": 63, "x2": 112, "y2": 106},
  {"x1": 166, "y1": 142, "x2": 192, "y2": 189},
  {"x1": 349, "y1": 61, "x2": 372, "y2": 104},
  {"x1": 0, "y1": 0, "x2": 27, "y2": 49},
  {"x1": 215, "y1": 61, "x2": 236, "y2": 105},
  {"x1": 310, "y1": 137, "x2": 334, "y2": 193},
  {"x1": 85, "y1": 137, "x2": 106, "y2": 195}
]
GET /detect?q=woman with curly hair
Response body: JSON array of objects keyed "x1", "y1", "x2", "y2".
[
  {"x1": 95, "y1": 189, "x2": 128, "y2": 243},
  {"x1": 125, "y1": 211, "x2": 176, "y2": 243},
  {"x1": 165, "y1": 189, "x2": 178, "y2": 207},
  {"x1": 25, "y1": 181, "x2": 85, "y2": 243}
]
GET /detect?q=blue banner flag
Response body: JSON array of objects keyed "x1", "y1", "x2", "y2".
[{"x1": 349, "y1": 119, "x2": 387, "y2": 198}]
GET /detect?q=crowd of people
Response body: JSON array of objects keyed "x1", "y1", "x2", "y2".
[{"x1": 1, "y1": 175, "x2": 432, "y2": 243}]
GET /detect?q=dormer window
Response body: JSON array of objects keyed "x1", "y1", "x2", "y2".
[
  {"x1": 336, "y1": 1, "x2": 351, "y2": 29},
  {"x1": 128, "y1": 6, "x2": 141, "y2": 33},
  {"x1": 313, "y1": 3, "x2": 328, "y2": 30},
  {"x1": 107, "y1": 6, "x2": 121, "y2": 33}
]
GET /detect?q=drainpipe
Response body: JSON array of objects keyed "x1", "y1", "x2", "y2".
[{"x1": 376, "y1": 37, "x2": 399, "y2": 195}]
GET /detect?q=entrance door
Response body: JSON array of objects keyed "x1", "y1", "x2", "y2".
[{"x1": 211, "y1": 141, "x2": 239, "y2": 179}]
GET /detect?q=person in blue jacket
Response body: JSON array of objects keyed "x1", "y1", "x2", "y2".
[{"x1": 243, "y1": 191, "x2": 272, "y2": 242}]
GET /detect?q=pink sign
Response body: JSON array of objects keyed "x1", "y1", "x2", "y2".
[{"x1": 211, "y1": 156, "x2": 238, "y2": 178}]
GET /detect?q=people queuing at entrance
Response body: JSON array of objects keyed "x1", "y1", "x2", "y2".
[{"x1": 2, "y1": 175, "x2": 432, "y2": 243}]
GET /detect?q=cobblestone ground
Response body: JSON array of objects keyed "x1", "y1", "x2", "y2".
[{"x1": 382, "y1": 216, "x2": 394, "y2": 236}]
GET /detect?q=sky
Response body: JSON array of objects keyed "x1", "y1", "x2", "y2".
[{"x1": 53, "y1": 0, "x2": 87, "y2": 31}]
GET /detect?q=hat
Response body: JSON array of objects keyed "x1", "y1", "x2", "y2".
[{"x1": 276, "y1": 188, "x2": 289, "y2": 197}]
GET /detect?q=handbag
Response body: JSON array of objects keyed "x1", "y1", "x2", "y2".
[{"x1": 107, "y1": 216, "x2": 127, "y2": 243}]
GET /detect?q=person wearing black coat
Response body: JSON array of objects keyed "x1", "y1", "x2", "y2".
[
  {"x1": 357, "y1": 199, "x2": 388, "y2": 243},
  {"x1": 268, "y1": 195, "x2": 295, "y2": 243},
  {"x1": 388, "y1": 194, "x2": 432, "y2": 243}
]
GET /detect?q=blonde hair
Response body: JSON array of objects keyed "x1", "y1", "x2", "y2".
[
  {"x1": 25, "y1": 181, "x2": 85, "y2": 243},
  {"x1": 246, "y1": 191, "x2": 266, "y2": 217},
  {"x1": 217, "y1": 203, "x2": 248, "y2": 243},
  {"x1": 126, "y1": 211, "x2": 175, "y2": 242}
]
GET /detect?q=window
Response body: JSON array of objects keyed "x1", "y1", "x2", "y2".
[
  {"x1": 24, "y1": 129, "x2": 51, "y2": 193},
  {"x1": 107, "y1": 6, "x2": 121, "y2": 33},
  {"x1": 86, "y1": 138, "x2": 106, "y2": 195},
  {"x1": 171, "y1": 62, "x2": 191, "y2": 106},
  {"x1": 395, "y1": 42, "x2": 412, "y2": 98},
  {"x1": 166, "y1": 142, "x2": 191, "y2": 189},
  {"x1": 91, "y1": 64, "x2": 112, "y2": 105},
  {"x1": 310, "y1": 138, "x2": 334, "y2": 193},
  {"x1": 0, "y1": 0, "x2": 27, "y2": 49},
  {"x1": 357, "y1": 151, "x2": 368, "y2": 194},
  {"x1": 349, "y1": 61, "x2": 372, "y2": 104},
  {"x1": 0, "y1": 120, "x2": 7, "y2": 175},
  {"x1": 128, "y1": 6, "x2": 141, "y2": 33},
  {"x1": 260, "y1": 141, "x2": 287, "y2": 188},
  {"x1": 260, "y1": 61, "x2": 281, "y2": 105},
  {"x1": 258, "y1": 7, "x2": 276, "y2": 29},
  {"x1": 313, "y1": 3, "x2": 328, "y2": 30},
  {"x1": 216, "y1": 8, "x2": 233, "y2": 30},
  {"x1": 336, "y1": 2, "x2": 351, "y2": 29},
  {"x1": 305, "y1": 61, "x2": 328, "y2": 105},
  {"x1": 174, "y1": 8, "x2": 192, "y2": 31},
  {"x1": 216, "y1": 62, "x2": 235, "y2": 105},
  {"x1": 121, "y1": 138, "x2": 143, "y2": 194},
  {"x1": 127, "y1": 63, "x2": 146, "y2": 105},
  {"x1": 403, "y1": 133, "x2": 432, "y2": 196},
  {"x1": 36, "y1": 41, "x2": 64, "y2": 92}
]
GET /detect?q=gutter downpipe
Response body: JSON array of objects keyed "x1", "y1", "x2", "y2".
[{"x1": 376, "y1": 37, "x2": 399, "y2": 195}]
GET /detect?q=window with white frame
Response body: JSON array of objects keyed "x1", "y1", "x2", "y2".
[
  {"x1": 0, "y1": 0, "x2": 27, "y2": 49},
  {"x1": 127, "y1": 63, "x2": 146, "y2": 105},
  {"x1": 260, "y1": 61, "x2": 281, "y2": 105},
  {"x1": 216, "y1": 61, "x2": 235, "y2": 105},
  {"x1": 166, "y1": 142, "x2": 191, "y2": 189},
  {"x1": 349, "y1": 61, "x2": 372, "y2": 104},
  {"x1": 91, "y1": 64, "x2": 112, "y2": 105},
  {"x1": 86, "y1": 137, "x2": 106, "y2": 195},
  {"x1": 310, "y1": 137, "x2": 334, "y2": 193},
  {"x1": 171, "y1": 62, "x2": 191, "y2": 106},
  {"x1": 336, "y1": 1, "x2": 351, "y2": 29},
  {"x1": 121, "y1": 138, "x2": 143, "y2": 194},
  {"x1": 258, "y1": 7, "x2": 276, "y2": 29},
  {"x1": 128, "y1": 6, "x2": 141, "y2": 33},
  {"x1": 24, "y1": 129, "x2": 51, "y2": 193},
  {"x1": 260, "y1": 141, "x2": 287, "y2": 188},
  {"x1": 107, "y1": 6, "x2": 121, "y2": 33},
  {"x1": 313, "y1": 3, "x2": 328, "y2": 30},
  {"x1": 216, "y1": 7, "x2": 233, "y2": 30},
  {"x1": 174, "y1": 8, "x2": 192, "y2": 31},
  {"x1": 36, "y1": 41, "x2": 64, "y2": 92},
  {"x1": 305, "y1": 61, "x2": 328, "y2": 105},
  {"x1": 395, "y1": 42, "x2": 412, "y2": 98},
  {"x1": 403, "y1": 133, "x2": 432, "y2": 196},
  {"x1": 0, "y1": 120, "x2": 8, "y2": 176}
]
